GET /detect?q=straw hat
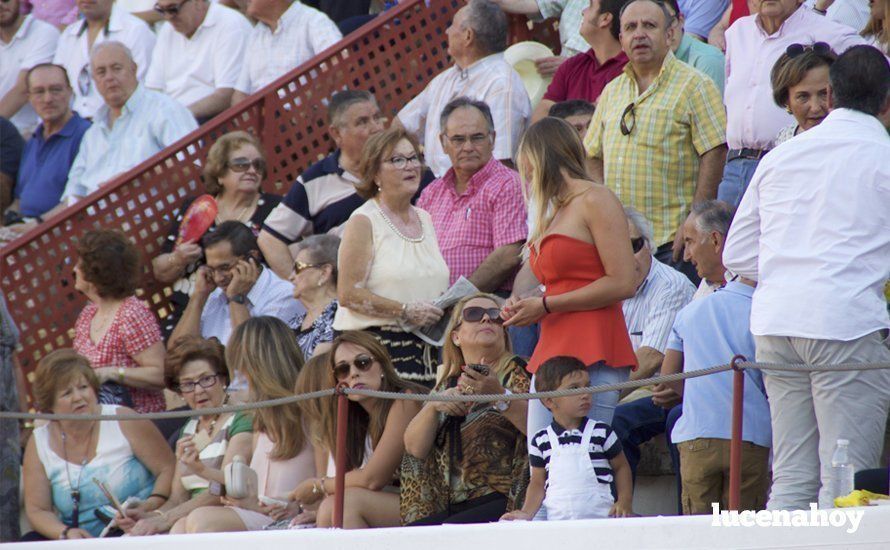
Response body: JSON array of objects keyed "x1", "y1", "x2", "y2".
[{"x1": 503, "y1": 41, "x2": 556, "y2": 107}]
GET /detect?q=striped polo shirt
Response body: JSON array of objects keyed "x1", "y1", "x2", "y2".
[
  {"x1": 622, "y1": 259, "x2": 696, "y2": 354},
  {"x1": 528, "y1": 417, "x2": 622, "y2": 484}
]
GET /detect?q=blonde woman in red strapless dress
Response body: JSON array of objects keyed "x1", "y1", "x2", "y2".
[{"x1": 502, "y1": 117, "x2": 638, "y2": 440}]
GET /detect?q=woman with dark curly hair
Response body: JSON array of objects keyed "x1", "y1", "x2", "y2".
[
  {"x1": 72, "y1": 229, "x2": 166, "y2": 413},
  {"x1": 152, "y1": 131, "x2": 282, "y2": 337}
]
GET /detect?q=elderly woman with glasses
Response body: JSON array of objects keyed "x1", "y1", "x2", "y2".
[
  {"x1": 771, "y1": 42, "x2": 837, "y2": 146},
  {"x1": 333, "y1": 127, "x2": 449, "y2": 386},
  {"x1": 401, "y1": 293, "x2": 530, "y2": 525},
  {"x1": 116, "y1": 337, "x2": 253, "y2": 536},
  {"x1": 152, "y1": 131, "x2": 282, "y2": 337},
  {"x1": 287, "y1": 234, "x2": 340, "y2": 358}
]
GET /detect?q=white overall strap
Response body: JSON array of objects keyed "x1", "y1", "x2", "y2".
[
  {"x1": 579, "y1": 418, "x2": 596, "y2": 451},
  {"x1": 545, "y1": 425, "x2": 561, "y2": 453}
]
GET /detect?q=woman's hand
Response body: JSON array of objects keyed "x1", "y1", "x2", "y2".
[
  {"x1": 501, "y1": 296, "x2": 546, "y2": 327},
  {"x1": 288, "y1": 509, "x2": 317, "y2": 527},
  {"x1": 266, "y1": 499, "x2": 302, "y2": 522},
  {"x1": 500, "y1": 510, "x2": 533, "y2": 521},
  {"x1": 458, "y1": 365, "x2": 504, "y2": 397},
  {"x1": 175, "y1": 435, "x2": 206, "y2": 476},
  {"x1": 92, "y1": 367, "x2": 116, "y2": 384},
  {"x1": 64, "y1": 528, "x2": 92, "y2": 539},
  {"x1": 401, "y1": 301, "x2": 443, "y2": 327},
  {"x1": 172, "y1": 242, "x2": 203, "y2": 268},
  {"x1": 221, "y1": 494, "x2": 268, "y2": 514},
  {"x1": 288, "y1": 478, "x2": 324, "y2": 507},
  {"x1": 430, "y1": 387, "x2": 471, "y2": 417}
]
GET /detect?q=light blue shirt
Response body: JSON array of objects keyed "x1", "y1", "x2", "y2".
[
  {"x1": 667, "y1": 281, "x2": 771, "y2": 447},
  {"x1": 675, "y1": 33, "x2": 726, "y2": 95},
  {"x1": 63, "y1": 85, "x2": 197, "y2": 201},
  {"x1": 679, "y1": 0, "x2": 730, "y2": 40},
  {"x1": 200, "y1": 266, "x2": 305, "y2": 346}
]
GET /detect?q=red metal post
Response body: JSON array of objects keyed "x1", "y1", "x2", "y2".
[
  {"x1": 333, "y1": 386, "x2": 349, "y2": 528},
  {"x1": 729, "y1": 355, "x2": 746, "y2": 511}
]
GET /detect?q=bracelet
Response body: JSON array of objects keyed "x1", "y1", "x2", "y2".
[
  {"x1": 117, "y1": 367, "x2": 126, "y2": 383},
  {"x1": 21, "y1": 421, "x2": 34, "y2": 430},
  {"x1": 813, "y1": 7, "x2": 827, "y2": 14},
  {"x1": 542, "y1": 296, "x2": 551, "y2": 314}
]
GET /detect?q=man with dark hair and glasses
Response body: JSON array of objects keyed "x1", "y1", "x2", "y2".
[
  {"x1": 0, "y1": 0, "x2": 59, "y2": 138},
  {"x1": 416, "y1": 97, "x2": 527, "y2": 295},
  {"x1": 169, "y1": 220, "x2": 304, "y2": 352},
  {"x1": 584, "y1": 0, "x2": 727, "y2": 285},
  {"x1": 717, "y1": 0, "x2": 868, "y2": 208},
  {"x1": 52, "y1": 0, "x2": 156, "y2": 120}
]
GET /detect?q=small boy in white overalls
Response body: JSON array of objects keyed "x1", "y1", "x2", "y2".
[{"x1": 502, "y1": 356, "x2": 634, "y2": 521}]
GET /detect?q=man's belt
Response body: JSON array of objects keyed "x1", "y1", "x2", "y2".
[{"x1": 727, "y1": 148, "x2": 770, "y2": 162}]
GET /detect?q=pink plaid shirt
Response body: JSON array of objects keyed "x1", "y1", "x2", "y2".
[
  {"x1": 73, "y1": 296, "x2": 166, "y2": 414},
  {"x1": 417, "y1": 157, "x2": 527, "y2": 290}
]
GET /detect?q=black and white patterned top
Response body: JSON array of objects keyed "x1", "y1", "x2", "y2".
[
  {"x1": 528, "y1": 417, "x2": 622, "y2": 484},
  {"x1": 292, "y1": 300, "x2": 338, "y2": 358}
]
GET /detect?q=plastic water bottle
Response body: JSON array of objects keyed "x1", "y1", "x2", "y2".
[{"x1": 831, "y1": 439, "x2": 855, "y2": 501}]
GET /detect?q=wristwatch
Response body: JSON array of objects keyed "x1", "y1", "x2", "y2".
[
  {"x1": 230, "y1": 293, "x2": 247, "y2": 304},
  {"x1": 117, "y1": 367, "x2": 126, "y2": 383},
  {"x1": 495, "y1": 389, "x2": 513, "y2": 412}
]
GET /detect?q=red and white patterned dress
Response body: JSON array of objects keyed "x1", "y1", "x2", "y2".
[{"x1": 73, "y1": 296, "x2": 166, "y2": 413}]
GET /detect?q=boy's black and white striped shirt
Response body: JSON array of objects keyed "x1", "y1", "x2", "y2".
[{"x1": 528, "y1": 417, "x2": 622, "y2": 484}]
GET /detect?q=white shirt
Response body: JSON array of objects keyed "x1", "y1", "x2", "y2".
[
  {"x1": 53, "y1": 8, "x2": 156, "y2": 120},
  {"x1": 622, "y1": 259, "x2": 695, "y2": 353},
  {"x1": 235, "y1": 1, "x2": 342, "y2": 94},
  {"x1": 0, "y1": 15, "x2": 60, "y2": 135},
  {"x1": 200, "y1": 267, "x2": 305, "y2": 346},
  {"x1": 804, "y1": 0, "x2": 871, "y2": 32},
  {"x1": 63, "y1": 85, "x2": 198, "y2": 200},
  {"x1": 398, "y1": 53, "x2": 531, "y2": 177},
  {"x1": 723, "y1": 109, "x2": 890, "y2": 341},
  {"x1": 146, "y1": 4, "x2": 251, "y2": 107}
]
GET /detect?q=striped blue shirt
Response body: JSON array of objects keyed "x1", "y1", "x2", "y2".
[
  {"x1": 622, "y1": 259, "x2": 695, "y2": 353},
  {"x1": 528, "y1": 417, "x2": 622, "y2": 484}
]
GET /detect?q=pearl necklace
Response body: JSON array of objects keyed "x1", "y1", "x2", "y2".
[{"x1": 375, "y1": 201, "x2": 424, "y2": 243}]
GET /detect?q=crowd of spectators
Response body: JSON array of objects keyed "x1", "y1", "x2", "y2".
[{"x1": 0, "y1": 0, "x2": 888, "y2": 543}]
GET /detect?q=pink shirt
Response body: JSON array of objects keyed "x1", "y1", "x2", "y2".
[
  {"x1": 21, "y1": 0, "x2": 79, "y2": 28},
  {"x1": 417, "y1": 157, "x2": 527, "y2": 290},
  {"x1": 724, "y1": 7, "x2": 867, "y2": 150}
]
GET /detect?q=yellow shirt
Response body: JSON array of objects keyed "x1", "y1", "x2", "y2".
[{"x1": 584, "y1": 52, "x2": 726, "y2": 245}]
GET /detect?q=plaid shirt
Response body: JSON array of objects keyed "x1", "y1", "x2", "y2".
[
  {"x1": 417, "y1": 157, "x2": 527, "y2": 289},
  {"x1": 536, "y1": 0, "x2": 589, "y2": 57},
  {"x1": 73, "y1": 296, "x2": 166, "y2": 414},
  {"x1": 584, "y1": 52, "x2": 726, "y2": 245}
]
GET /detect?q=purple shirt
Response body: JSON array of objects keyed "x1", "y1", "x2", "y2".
[
  {"x1": 724, "y1": 6, "x2": 868, "y2": 150},
  {"x1": 21, "y1": 0, "x2": 79, "y2": 27},
  {"x1": 542, "y1": 49, "x2": 628, "y2": 105}
]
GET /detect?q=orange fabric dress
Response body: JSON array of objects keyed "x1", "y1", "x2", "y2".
[{"x1": 527, "y1": 234, "x2": 637, "y2": 374}]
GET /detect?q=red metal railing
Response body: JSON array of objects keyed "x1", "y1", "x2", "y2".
[{"x1": 0, "y1": 0, "x2": 559, "y2": 400}]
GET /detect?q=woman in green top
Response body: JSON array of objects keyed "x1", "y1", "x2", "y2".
[{"x1": 118, "y1": 337, "x2": 253, "y2": 535}]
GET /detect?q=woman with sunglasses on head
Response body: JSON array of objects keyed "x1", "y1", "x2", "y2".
[
  {"x1": 183, "y1": 317, "x2": 315, "y2": 533},
  {"x1": 770, "y1": 43, "x2": 837, "y2": 146},
  {"x1": 116, "y1": 337, "x2": 253, "y2": 535},
  {"x1": 501, "y1": 118, "x2": 637, "y2": 445},
  {"x1": 287, "y1": 234, "x2": 340, "y2": 359},
  {"x1": 333, "y1": 128, "x2": 449, "y2": 387},
  {"x1": 152, "y1": 131, "x2": 282, "y2": 337},
  {"x1": 289, "y1": 331, "x2": 427, "y2": 529},
  {"x1": 402, "y1": 293, "x2": 530, "y2": 525}
]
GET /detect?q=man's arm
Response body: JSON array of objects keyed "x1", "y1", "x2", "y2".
[
  {"x1": 257, "y1": 230, "x2": 296, "y2": 280},
  {"x1": 693, "y1": 144, "x2": 727, "y2": 203},
  {"x1": 468, "y1": 242, "x2": 524, "y2": 292},
  {"x1": 168, "y1": 293, "x2": 208, "y2": 349},
  {"x1": 531, "y1": 99, "x2": 555, "y2": 124},
  {"x1": 0, "y1": 71, "x2": 29, "y2": 121},
  {"x1": 187, "y1": 88, "x2": 235, "y2": 121},
  {"x1": 490, "y1": 0, "x2": 543, "y2": 15}
]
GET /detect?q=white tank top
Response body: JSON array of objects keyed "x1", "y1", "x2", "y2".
[{"x1": 333, "y1": 200, "x2": 449, "y2": 331}]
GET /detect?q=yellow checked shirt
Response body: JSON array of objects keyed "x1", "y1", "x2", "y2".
[{"x1": 584, "y1": 52, "x2": 726, "y2": 246}]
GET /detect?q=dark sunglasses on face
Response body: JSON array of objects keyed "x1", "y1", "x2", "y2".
[
  {"x1": 786, "y1": 42, "x2": 832, "y2": 58},
  {"x1": 293, "y1": 260, "x2": 322, "y2": 275},
  {"x1": 228, "y1": 157, "x2": 266, "y2": 174},
  {"x1": 178, "y1": 374, "x2": 219, "y2": 393},
  {"x1": 333, "y1": 354, "x2": 375, "y2": 380},
  {"x1": 461, "y1": 306, "x2": 503, "y2": 324},
  {"x1": 631, "y1": 237, "x2": 646, "y2": 253}
]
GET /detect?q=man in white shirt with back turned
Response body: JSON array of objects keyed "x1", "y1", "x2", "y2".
[
  {"x1": 232, "y1": 0, "x2": 341, "y2": 103},
  {"x1": 724, "y1": 45, "x2": 890, "y2": 512},
  {"x1": 147, "y1": 0, "x2": 251, "y2": 122}
]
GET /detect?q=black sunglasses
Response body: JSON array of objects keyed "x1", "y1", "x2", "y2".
[
  {"x1": 333, "y1": 354, "x2": 375, "y2": 381},
  {"x1": 620, "y1": 102, "x2": 636, "y2": 136},
  {"x1": 228, "y1": 157, "x2": 266, "y2": 174},
  {"x1": 631, "y1": 237, "x2": 646, "y2": 253},
  {"x1": 461, "y1": 306, "x2": 503, "y2": 324},
  {"x1": 786, "y1": 42, "x2": 832, "y2": 59}
]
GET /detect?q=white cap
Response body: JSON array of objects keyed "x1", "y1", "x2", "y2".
[{"x1": 837, "y1": 439, "x2": 849, "y2": 446}]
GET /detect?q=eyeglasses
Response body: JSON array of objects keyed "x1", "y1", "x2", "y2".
[
  {"x1": 386, "y1": 154, "x2": 421, "y2": 170},
  {"x1": 619, "y1": 102, "x2": 636, "y2": 136},
  {"x1": 333, "y1": 354, "x2": 375, "y2": 381},
  {"x1": 154, "y1": 0, "x2": 192, "y2": 16},
  {"x1": 178, "y1": 374, "x2": 219, "y2": 393},
  {"x1": 786, "y1": 42, "x2": 832, "y2": 58},
  {"x1": 77, "y1": 64, "x2": 91, "y2": 97},
  {"x1": 227, "y1": 157, "x2": 266, "y2": 174},
  {"x1": 443, "y1": 133, "x2": 491, "y2": 148},
  {"x1": 293, "y1": 260, "x2": 322, "y2": 275},
  {"x1": 461, "y1": 306, "x2": 503, "y2": 324},
  {"x1": 205, "y1": 261, "x2": 239, "y2": 277},
  {"x1": 631, "y1": 237, "x2": 646, "y2": 253}
]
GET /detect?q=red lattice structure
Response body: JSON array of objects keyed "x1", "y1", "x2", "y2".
[{"x1": 0, "y1": 0, "x2": 559, "y2": 400}]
